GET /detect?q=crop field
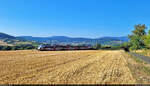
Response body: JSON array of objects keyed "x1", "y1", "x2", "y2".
[{"x1": 0, "y1": 50, "x2": 150, "y2": 84}]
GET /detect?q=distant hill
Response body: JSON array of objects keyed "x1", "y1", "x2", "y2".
[
  {"x1": 99, "y1": 36, "x2": 129, "y2": 42},
  {"x1": 18, "y1": 36, "x2": 129, "y2": 46},
  {"x1": 0, "y1": 32, "x2": 15, "y2": 39},
  {"x1": 0, "y1": 33, "x2": 35, "y2": 46},
  {"x1": 0, "y1": 32, "x2": 129, "y2": 46}
]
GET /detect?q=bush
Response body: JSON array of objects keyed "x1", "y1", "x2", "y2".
[
  {"x1": 94, "y1": 43, "x2": 101, "y2": 49},
  {"x1": 2, "y1": 46, "x2": 12, "y2": 50},
  {"x1": 0, "y1": 44, "x2": 38, "y2": 51}
]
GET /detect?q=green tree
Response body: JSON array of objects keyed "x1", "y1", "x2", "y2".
[
  {"x1": 128, "y1": 24, "x2": 147, "y2": 50},
  {"x1": 94, "y1": 41, "x2": 101, "y2": 49},
  {"x1": 144, "y1": 30, "x2": 150, "y2": 49},
  {"x1": 2, "y1": 46, "x2": 12, "y2": 50}
]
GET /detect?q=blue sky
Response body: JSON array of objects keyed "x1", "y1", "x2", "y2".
[{"x1": 0, "y1": 0, "x2": 150, "y2": 38}]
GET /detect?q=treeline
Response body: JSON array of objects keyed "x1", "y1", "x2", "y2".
[
  {"x1": 96, "y1": 24, "x2": 150, "y2": 51},
  {"x1": 93, "y1": 43, "x2": 127, "y2": 50},
  {"x1": 95, "y1": 24, "x2": 150, "y2": 51},
  {"x1": 0, "y1": 44, "x2": 38, "y2": 50}
]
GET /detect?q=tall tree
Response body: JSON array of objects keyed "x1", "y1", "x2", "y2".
[
  {"x1": 144, "y1": 30, "x2": 150, "y2": 49},
  {"x1": 128, "y1": 24, "x2": 147, "y2": 50}
]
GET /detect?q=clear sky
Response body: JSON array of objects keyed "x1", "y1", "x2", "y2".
[{"x1": 0, "y1": 0, "x2": 150, "y2": 38}]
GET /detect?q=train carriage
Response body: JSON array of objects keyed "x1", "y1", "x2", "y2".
[{"x1": 38, "y1": 44, "x2": 93, "y2": 51}]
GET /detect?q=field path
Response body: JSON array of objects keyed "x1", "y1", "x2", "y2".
[
  {"x1": 0, "y1": 50, "x2": 135, "y2": 84},
  {"x1": 129, "y1": 52, "x2": 150, "y2": 64}
]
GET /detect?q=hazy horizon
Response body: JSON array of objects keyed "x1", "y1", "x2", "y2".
[{"x1": 1, "y1": 31, "x2": 128, "y2": 39}]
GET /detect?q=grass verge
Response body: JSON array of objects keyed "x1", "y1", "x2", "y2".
[{"x1": 129, "y1": 53, "x2": 150, "y2": 75}]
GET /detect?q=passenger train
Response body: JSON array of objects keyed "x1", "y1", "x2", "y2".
[{"x1": 38, "y1": 44, "x2": 93, "y2": 51}]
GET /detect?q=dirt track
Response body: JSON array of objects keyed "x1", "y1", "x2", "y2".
[{"x1": 0, "y1": 50, "x2": 135, "y2": 84}]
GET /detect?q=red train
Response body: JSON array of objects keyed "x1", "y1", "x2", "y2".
[{"x1": 38, "y1": 44, "x2": 93, "y2": 51}]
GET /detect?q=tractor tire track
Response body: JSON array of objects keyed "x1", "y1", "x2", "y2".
[
  {"x1": 0, "y1": 51, "x2": 104, "y2": 84},
  {"x1": 0, "y1": 50, "x2": 135, "y2": 84}
]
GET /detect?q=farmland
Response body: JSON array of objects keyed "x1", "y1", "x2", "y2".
[{"x1": 0, "y1": 50, "x2": 150, "y2": 84}]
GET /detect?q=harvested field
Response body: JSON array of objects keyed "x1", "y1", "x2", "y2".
[{"x1": 0, "y1": 50, "x2": 136, "y2": 84}]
